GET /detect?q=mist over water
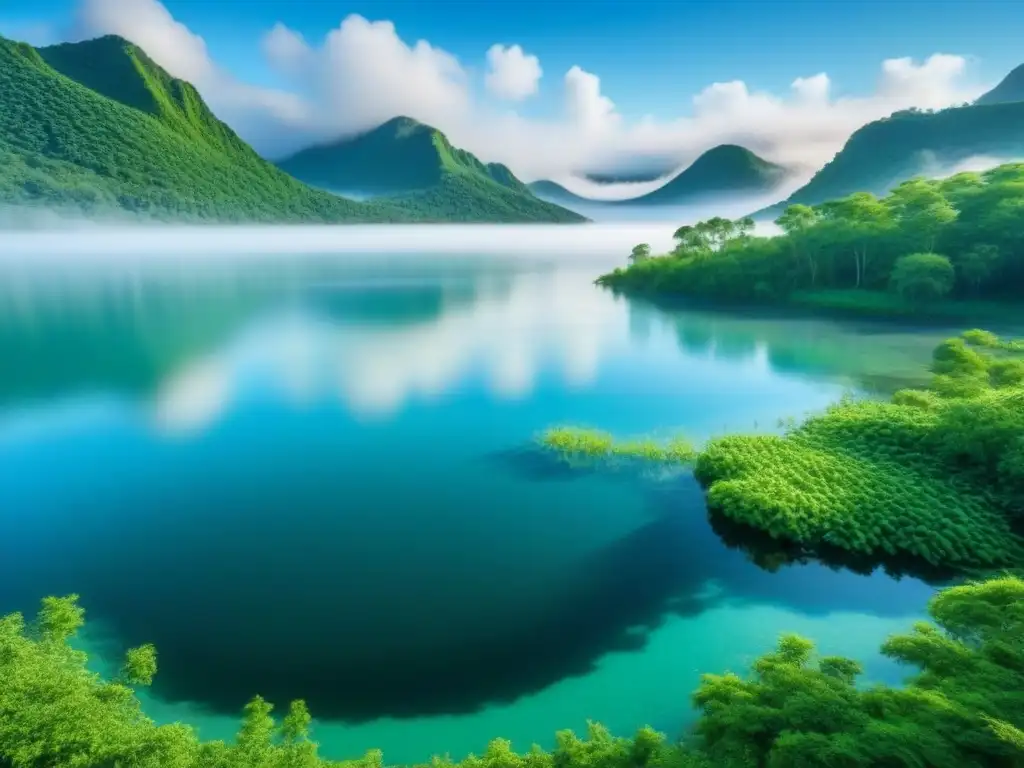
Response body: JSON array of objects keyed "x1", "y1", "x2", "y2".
[
  {"x1": 0, "y1": 222, "x2": 678, "y2": 260},
  {"x1": 0, "y1": 230, "x2": 950, "y2": 761}
]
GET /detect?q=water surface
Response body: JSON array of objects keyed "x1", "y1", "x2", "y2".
[{"x1": 0, "y1": 229, "x2": 957, "y2": 762}]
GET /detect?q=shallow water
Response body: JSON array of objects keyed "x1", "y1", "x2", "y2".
[{"x1": 0, "y1": 231, "x2": 961, "y2": 762}]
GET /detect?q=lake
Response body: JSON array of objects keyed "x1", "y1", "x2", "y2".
[{"x1": 0, "y1": 225, "x2": 957, "y2": 763}]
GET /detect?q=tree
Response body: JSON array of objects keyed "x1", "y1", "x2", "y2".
[
  {"x1": 890, "y1": 252, "x2": 955, "y2": 303},
  {"x1": 886, "y1": 179, "x2": 957, "y2": 252},
  {"x1": 776, "y1": 204, "x2": 821, "y2": 286},
  {"x1": 819, "y1": 192, "x2": 893, "y2": 288},
  {"x1": 956, "y1": 243, "x2": 999, "y2": 295},
  {"x1": 629, "y1": 243, "x2": 651, "y2": 264},
  {"x1": 36, "y1": 594, "x2": 84, "y2": 643},
  {"x1": 120, "y1": 643, "x2": 158, "y2": 686}
]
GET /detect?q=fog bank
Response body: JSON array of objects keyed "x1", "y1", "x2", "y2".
[{"x1": 0, "y1": 223, "x2": 685, "y2": 263}]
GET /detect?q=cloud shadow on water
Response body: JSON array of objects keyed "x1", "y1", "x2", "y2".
[{"x1": 94, "y1": 492, "x2": 721, "y2": 722}]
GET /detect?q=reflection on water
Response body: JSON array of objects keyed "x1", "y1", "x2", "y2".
[{"x1": 0, "y1": 248, "x2": 958, "y2": 761}]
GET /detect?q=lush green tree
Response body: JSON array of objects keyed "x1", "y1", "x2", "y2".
[
  {"x1": 889, "y1": 252, "x2": 955, "y2": 302},
  {"x1": 121, "y1": 643, "x2": 158, "y2": 687},
  {"x1": 630, "y1": 243, "x2": 652, "y2": 264},
  {"x1": 956, "y1": 244, "x2": 1000, "y2": 295},
  {"x1": 886, "y1": 179, "x2": 958, "y2": 253},
  {"x1": 775, "y1": 204, "x2": 821, "y2": 285},
  {"x1": 599, "y1": 160, "x2": 1024, "y2": 310},
  {"x1": 819, "y1": 191, "x2": 893, "y2": 287}
]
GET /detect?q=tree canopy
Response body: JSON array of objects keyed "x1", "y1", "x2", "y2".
[
  {"x1": 2, "y1": 575, "x2": 1022, "y2": 767},
  {"x1": 599, "y1": 162, "x2": 1024, "y2": 310}
]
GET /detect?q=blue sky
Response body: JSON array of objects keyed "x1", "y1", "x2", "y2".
[{"x1": 3, "y1": 0, "x2": 1021, "y2": 121}]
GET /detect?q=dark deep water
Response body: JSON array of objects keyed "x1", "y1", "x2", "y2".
[{"x1": 0, "y1": 230, "x2": 959, "y2": 761}]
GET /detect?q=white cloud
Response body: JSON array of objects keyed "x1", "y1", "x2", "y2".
[
  {"x1": 791, "y1": 73, "x2": 830, "y2": 103},
  {"x1": 63, "y1": 0, "x2": 989, "y2": 179},
  {"x1": 259, "y1": 15, "x2": 470, "y2": 148},
  {"x1": 485, "y1": 44, "x2": 542, "y2": 100},
  {"x1": 564, "y1": 66, "x2": 619, "y2": 133},
  {"x1": 261, "y1": 22, "x2": 310, "y2": 77}
]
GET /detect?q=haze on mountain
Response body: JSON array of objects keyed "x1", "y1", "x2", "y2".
[
  {"x1": 755, "y1": 80, "x2": 1024, "y2": 219},
  {"x1": 0, "y1": 34, "x2": 584, "y2": 225},
  {"x1": 530, "y1": 144, "x2": 788, "y2": 214},
  {"x1": 275, "y1": 116, "x2": 581, "y2": 223}
]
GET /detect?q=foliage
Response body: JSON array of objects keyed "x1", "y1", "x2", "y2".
[
  {"x1": 694, "y1": 331, "x2": 1024, "y2": 570},
  {"x1": 538, "y1": 332, "x2": 1024, "y2": 573},
  {"x1": 598, "y1": 161, "x2": 1024, "y2": 313},
  {"x1": 694, "y1": 575, "x2": 1024, "y2": 767},
  {"x1": 774, "y1": 99, "x2": 1024, "y2": 207},
  {"x1": 889, "y1": 253, "x2": 955, "y2": 302},
  {"x1": 2, "y1": 577, "x2": 1023, "y2": 767},
  {"x1": 630, "y1": 244, "x2": 652, "y2": 264},
  {"x1": 0, "y1": 35, "x2": 581, "y2": 224},
  {"x1": 539, "y1": 426, "x2": 697, "y2": 470}
]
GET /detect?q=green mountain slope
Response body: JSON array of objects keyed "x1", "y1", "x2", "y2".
[
  {"x1": 758, "y1": 101, "x2": 1024, "y2": 217},
  {"x1": 0, "y1": 35, "x2": 583, "y2": 224},
  {"x1": 277, "y1": 116, "x2": 585, "y2": 222},
  {"x1": 976, "y1": 64, "x2": 1024, "y2": 106},
  {"x1": 0, "y1": 35, "x2": 414, "y2": 222},
  {"x1": 619, "y1": 145, "x2": 787, "y2": 206}
]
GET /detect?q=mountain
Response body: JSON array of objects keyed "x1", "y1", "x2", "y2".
[
  {"x1": 976, "y1": 64, "x2": 1024, "y2": 106},
  {"x1": 0, "y1": 35, "x2": 400, "y2": 222},
  {"x1": 758, "y1": 101, "x2": 1024, "y2": 218},
  {"x1": 276, "y1": 117, "x2": 584, "y2": 222},
  {"x1": 527, "y1": 180, "x2": 595, "y2": 208},
  {"x1": 0, "y1": 35, "x2": 582, "y2": 224},
  {"x1": 618, "y1": 145, "x2": 787, "y2": 206},
  {"x1": 529, "y1": 146, "x2": 785, "y2": 211}
]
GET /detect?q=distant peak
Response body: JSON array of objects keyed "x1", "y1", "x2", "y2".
[
  {"x1": 976, "y1": 62, "x2": 1024, "y2": 106},
  {"x1": 40, "y1": 34, "x2": 134, "y2": 51},
  {"x1": 375, "y1": 115, "x2": 437, "y2": 138}
]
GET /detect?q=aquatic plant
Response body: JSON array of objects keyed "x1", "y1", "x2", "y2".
[
  {"x1": 539, "y1": 332, "x2": 1024, "y2": 573},
  {"x1": 1, "y1": 577, "x2": 1022, "y2": 766},
  {"x1": 538, "y1": 427, "x2": 697, "y2": 469}
]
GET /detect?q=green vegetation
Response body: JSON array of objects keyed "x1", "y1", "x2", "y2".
[
  {"x1": 0, "y1": 35, "x2": 402, "y2": 223},
  {"x1": 276, "y1": 116, "x2": 585, "y2": 223},
  {"x1": 760, "y1": 99, "x2": 1024, "y2": 211},
  {"x1": 542, "y1": 331, "x2": 1024, "y2": 573},
  {"x1": 2, "y1": 575, "x2": 1022, "y2": 767},
  {"x1": 600, "y1": 162, "x2": 1024, "y2": 319},
  {"x1": 0, "y1": 35, "x2": 581, "y2": 224},
  {"x1": 539, "y1": 426, "x2": 696, "y2": 468}
]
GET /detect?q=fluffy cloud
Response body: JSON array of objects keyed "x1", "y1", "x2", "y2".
[
  {"x1": 256, "y1": 15, "x2": 470, "y2": 147},
  {"x1": 484, "y1": 44, "x2": 542, "y2": 100},
  {"x1": 65, "y1": 0, "x2": 989, "y2": 180}
]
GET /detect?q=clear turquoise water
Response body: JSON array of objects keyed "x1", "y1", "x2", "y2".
[{"x1": 0, "y1": 240, "x2": 957, "y2": 763}]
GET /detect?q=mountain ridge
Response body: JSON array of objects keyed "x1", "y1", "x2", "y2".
[
  {"x1": 529, "y1": 145, "x2": 787, "y2": 211},
  {"x1": 0, "y1": 35, "x2": 584, "y2": 224},
  {"x1": 754, "y1": 100, "x2": 1024, "y2": 219},
  {"x1": 975, "y1": 64, "x2": 1024, "y2": 106},
  {"x1": 277, "y1": 116, "x2": 583, "y2": 222}
]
